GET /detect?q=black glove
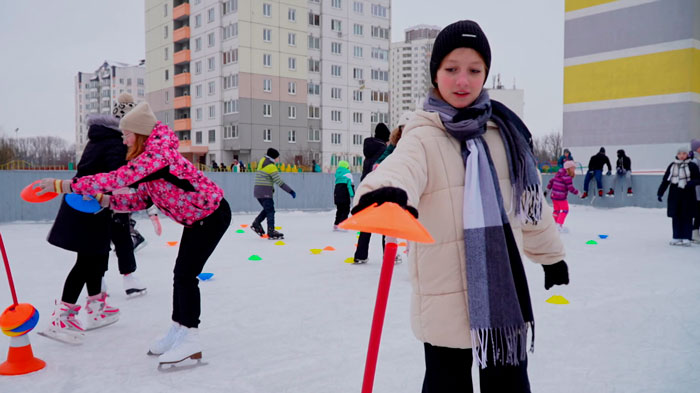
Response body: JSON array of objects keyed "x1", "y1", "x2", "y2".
[
  {"x1": 543, "y1": 261, "x2": 569, "y2": 290},
  {"x1": 657, "y1": 195, "x2": 663, "y2": 202},
  {"x1": 351, "y1": 187, "x2": 418, "y2": 218},
  {"x1": 543, "y1": 190, "x2": 548, "y2": 198}
]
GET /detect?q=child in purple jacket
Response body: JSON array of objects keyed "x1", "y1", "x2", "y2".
[{"x1": 547, "y1": 160, "x2": 579, "y2": 232}]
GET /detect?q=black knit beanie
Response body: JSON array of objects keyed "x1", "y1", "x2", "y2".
[
  {"x1": 266, "y1": 148, "x2": 280, "y2": 159},
  {"x1": 374, "y1": 123, "x2": 390, "y2": 142},
  {"x1": 430, "y1": 20, "x2": 491, "y2": 88}
]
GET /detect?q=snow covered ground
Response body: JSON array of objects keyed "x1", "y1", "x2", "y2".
[{"x1": 0, "y1": 205, "x2": 698, "y2": 392}]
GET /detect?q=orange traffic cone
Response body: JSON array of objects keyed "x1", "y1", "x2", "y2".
[{"x1": 0, "y1": 334, "x2": 45, "y2": 375}]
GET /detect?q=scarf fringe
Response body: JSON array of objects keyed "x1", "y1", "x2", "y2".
[
  {"x1": 518, "y1": 185, "x2": 542, "y2": 225},
  {"x1": 470, "y1": 321, "x2": 534, "y2": 369}
]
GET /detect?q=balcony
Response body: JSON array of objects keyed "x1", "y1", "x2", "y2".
[
  {"x1": 173, "y1": 72, "x2": 191, "y2": 87},
  {"x1": 173, "y1": 49, "x2": 190, "y2": 65},
  {"x1": 173, "y1": 26, "x2": 190, "y2": 43},
  {"x1": 173, "y1": 3, "x2": 190, "y2": 20},
  {"x1": 174, "y1": 118, "x2": 191, "y2": 131},
  {"x1": 174, "y1": 96, "x2": 191, "y2": 109}
]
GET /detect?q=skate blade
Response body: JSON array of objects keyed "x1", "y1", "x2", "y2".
[
  {"x1": 126, "y1": 288, "x2": 148, "y2": 297},
  {"x1": 85, "y1": 316, "x2": 119, "y2": 331},
  {"x1": 38, "y1": 328, "x2": 84, "y2": 345},
  {"x1": 134, "y1": 240, "x2": 148, "y2": 253},
  {"x1": 158, "y1": 352, "x2": 205, "y2": 371}
]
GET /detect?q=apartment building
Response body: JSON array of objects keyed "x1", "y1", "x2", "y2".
[
  {"x1": 564, "y1": 0, "x2": 700, "y2": 170},
  {"x1": 74, "y1": 60, "x2": 145, "y2": 159},
  {"x1": 389, "y1": 25, "x2": 439, "y2": 128},
  {"x1": 146, "y1": 0, "x2": 391, "y2": 171}
]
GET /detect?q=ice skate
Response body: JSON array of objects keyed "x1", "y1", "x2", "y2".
[
  {"x1": 84, "y1": 292, "x2": 120, "y2": 330},
  {"x1": 669, "y1": 239, "x2": 686, "y2": 246},
  {"x1": 598, "y1": 189, "x2": 604, "y2": 197},
  {"x1": 132, "y1": 231, "x2": 147, "y2": 252},
  {"x1": 394, "y1": 254, "x2": 403, "y2": 265},
  {"x1": 606, "y1": 189, "x2": 614, "y2": 197},
  {"x1": 580, "y1": 192, "x2": 588, "y2": 199},
  {"x1": 123, "y1": 273, "x2": 147, "y2": 297},
  {"x1": 267, "y1": 229, "x2": 284, "y2": 240},
  {"x1": 353, "y1": 258, "x2": 368, "y2": 264},
  {"x1": 627, "y1": 188, "x2": 634, "y2": 196},
  {"x1": 251, "y1": 221, "x2": 265, "y2": 237},
  {"x1": 692, "y1": 230, "x2": 700, "y2": 244},
  {"x1": 157, "y1": 327, "x2": 206, "y2": 371},
  {"x1": 556, "y1": 224, "x2": 569, "y2": 234},
  {"x1": 38, "y1": 300, "x2": 85, "y2": 345},
  {"x1": 148, "y1": 322, "x2": 184, "y2": 356}
]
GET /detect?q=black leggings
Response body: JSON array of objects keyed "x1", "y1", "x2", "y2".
[
  {"x1": 422, "y1": 343, "x2": 530, "y2": 393},
  {"x1": 111, "y1": 213, "x2": 137, "y2": 275},
  {"x1": 172, "y1": 199, "x2": 231, "y2": 328},
  {"x1": 61, "y1": 253, "x2": 109, "y2": 304}
]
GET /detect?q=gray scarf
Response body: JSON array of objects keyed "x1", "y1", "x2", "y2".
[{"x1": 424, "y1": 89, "x2": 540, "y2": 368}]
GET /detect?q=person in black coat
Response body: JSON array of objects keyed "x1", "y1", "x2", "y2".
[
  {"x1": 658, "y1": 147, "x2": 700, "y2": 246},
  {"x1": 353, "y1": 123, "x2": 390, "y2": 263},
  {"x1": 581, "y1": 147, "x2": 612, "y2": 198},
  {"x1": 608, "y1": 149, "x2": 633, "y2": 196}
]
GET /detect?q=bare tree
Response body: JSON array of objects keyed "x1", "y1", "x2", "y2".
[
  {"x1": 533, "y1": 131, "x2": 563, "y2": 164},
  {"x1": 0, "y1": 136, "x2": 15, "y2": 164},
  {"x1": 1, "y1": 136, "x2": 75, "y2": 167}
]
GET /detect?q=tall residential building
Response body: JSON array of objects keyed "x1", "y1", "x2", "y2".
[
  {"x1": 146, "y1": 0, "x2": 391, "y2": 171},
  {"x1": 389, "y1": 25, "x2": 439, "y2": 128},
  {"x1": 564, "y1": 0, "x2": 700, "y2": 170},
  {"x1": 74, "y1": 60, "x2": 146, "y2": 159}
]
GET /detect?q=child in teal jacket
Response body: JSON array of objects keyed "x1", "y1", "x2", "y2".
[{"x1": 333, "y1": 160, "x2": 354, "y2": 230}]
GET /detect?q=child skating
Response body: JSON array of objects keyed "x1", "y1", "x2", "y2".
[
  {"x1": 333, "y1": 160, "x2": 354, "y2": 231},
  {"x1": 547, "y1": 160, "x2": 579, "y2": 233},
  {"x1": 251, "y1": 148, "x2": 296, "y2": 240}
]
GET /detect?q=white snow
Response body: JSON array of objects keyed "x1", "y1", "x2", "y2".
[{"x1": 0, "y1": 206, "x2": 699, "y2": 392}]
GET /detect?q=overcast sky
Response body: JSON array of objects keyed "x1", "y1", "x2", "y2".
[{"x1": 0, "y1": 0, "x2": 564, "y2": 142}]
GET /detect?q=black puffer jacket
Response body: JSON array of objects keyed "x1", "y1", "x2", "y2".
[
  {"x1": 47, "y1": 115, "x2": 127, "y2": 254},
  {"x1": 360, "y1": 137, "x2": 387, "y2": 180},
  {"x1": 658, "y1": 161, "x2": 700, "y2": 218}
]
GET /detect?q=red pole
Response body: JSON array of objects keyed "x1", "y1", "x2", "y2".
[
  {"x1": 0, "y1": 233, "x2": 19, "y2": 307},
  {"x1": 361, "y1": 238, "x2": 398, "y2": 393}
]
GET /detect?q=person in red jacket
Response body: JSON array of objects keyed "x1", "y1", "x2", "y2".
[{"x1": 547, "y1": 160, "x2": 579, "y2": 233}]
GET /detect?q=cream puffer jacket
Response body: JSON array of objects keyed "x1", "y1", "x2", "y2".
[{"x1": 354, "y1": 110, "x2": 565, "y2": 349}]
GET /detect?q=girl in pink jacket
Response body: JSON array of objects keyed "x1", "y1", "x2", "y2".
[
  {"x1": 37, "y1": 102, "x2": 231, "y2": 367},
  {"x1": 547, "y1": 160, "x2": 579, "y2": 232}
]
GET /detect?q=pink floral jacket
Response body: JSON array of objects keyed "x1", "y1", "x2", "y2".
[{"x1": 71, "y1": 122, "x2": 224, "y2": 226}]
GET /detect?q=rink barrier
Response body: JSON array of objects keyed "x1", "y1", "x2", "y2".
[{"x1": 0, "y1": 171, "x2": 361, "y2": 223}]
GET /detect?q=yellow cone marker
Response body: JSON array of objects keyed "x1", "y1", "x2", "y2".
[
  {"x1": 310, "y1": 249, "x2": 322, "y2": 254},
  {"x1": 546, "y1": 295, "x2": 569, "y2": 305},
  {"x1": 344, "y1": 257, "x2": 355, "y2": 264},
  {"x1": 274, "y1": 240, "x2": 285, "y2": 245},
  {"x1": 275, "y1": 226, "x2": 282, "y2": 230}
]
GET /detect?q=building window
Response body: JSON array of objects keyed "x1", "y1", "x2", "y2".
[
  {"x1": 308, "y1": 35, "x2": 320, "y2": 50},
  {"x1": 371, "y1": 47, "x2": 389, "y2": 61},
  {"x1": 195, "y1": 61, "x2": 202, "y2": 74},
  {"x1": 288, "y1": 81, "x2": 296, "y2": 95},
  {"x1": 208, "y1": 56, "x2": 216, "y2": 71},
  {"x1": 288, "y1": 129, "x2": 296, "y2": 143},
  {"x1": 353, "y1": 90, "x2": 363, "y2": 102},
  {"x1": 288, "y1": 8, "x2": 296, "y2": 22},
  {"x1": 353, "y1": 67, "x2": 363, "y2": 80},
  {"x1": 308, "y1": 128, "x2": 320, "y2": 142},
  {"x1": 353, "y1": 23, "x2": 363, "y2": 36},
  {"x1": 288, "y1": 32, "x2": 296, "y2": 46},
  {"x1": 195, "y1": 131, "x2": 202, "y2": 144},
  {"x1": 331, "y1": 42, "x2": 342, "y2": 55},
  {"x1": 164, "y1": 3, "x2": 168, "y2": 16},
  {"x1": 308, "y1": 12, "x2": 320, "y2": 26},
  {"x1": 195, "y1": 14, "x2": 202, "y2": 28},
  {"x1": 208, "y1": 129, "x2": 216, "y2": 143},
  {"x1": 195, "y1": 84, "x2": 202, "y2": 97},
  {"x1": 331, "y1": 19, "x2": 342, "y2": 32},
  {"x1": 224, "y1": 124, "x2": 238, "y2": 139},
  {"x1": 223, "y1": 22, "x2": 238, "y2": 39},
  {"x1": 263, "y1": 3, "x2": 271, "y2": 17},
  {"x1": 308, "y1": 106, "x2": 320, "y2": 119},
  {"x1": 353, "y1": 46, "x2": 362, "y2": 58},
  {"x1": 196, "y1": 108, "x2": 203, "y2": 121},
  {"x1": 208, "y1": 105, "x2": 216, "y2": 118},
  {"x1": 223, "y1": 48, "x2": 238, "y2": 64},
  {"x1": 331, "y1": 133, "x2": 341, "y2": 144},
  {"x1": 308, "y1": 82, "x2": 320, "y2": 95},
  {"x1": 263, "y1": 53, "x2": 271, "y2": 67},
  {"x1": 332, "y1": 0, "x2": 342, "y2": 8},
  {"x1": 288, "y1": 57, "x2": 296, "y2": 70},
  {"x1": 263, "y1": 128, "x2": 272, "y2": 142},
  {"x1": 208, "y1": 7, "x2": 215, "y2": 22},
  {"x1": 352, "y1": 112, "x2": 362, "y2": 124},
  {"x1": 224, "y1": 99, "x2": 239, "y2": 114},
  {"x1": 208, "y1": 32, "x2": 215, "y2": 47},
  {"x1": 353, "y1": 156, "x2": 363, "y2": 166},
  {"x1": 195, "y1": 37, "x2": 202, "y2": 51},
  {"x1": 371, "y1": 4, "x2": 387, "y2": 17},
  {"x1": 224, "y1": 73, "x2": 239, "y2": 89},
  {"x1": 263, "y1": 79, "x2": 271, "y2": 92},
  {"x1": 331, "y1": 65, "x2": 341, "y2": 77},
  {"x1": 165, "y1": 91, "x2": 170, "y2": 103},
  {"x1": 223, "y1": 0, "x2": 238, "y2": 15},
  {"x1": 371, "y1": 90, "x2": 389, "y2": 103},
  {"x1": 208, "y1": 81, "x2": 215, "y2": 95},
  {"x1": 164, "y1": 47, "x2": 169, "y2": 60},
  {"x1": 263, "y1": 103, "x2": 272, "y2": 117},
  {"x1": 164, "y1": 25, "x2": 168, "y2": 38},
  {"x1": 353, "y1": 134, "x2": 363, "y2": 144},
  {"x1": 164, "y1": 69, "x2": 169, "y2": 81},
  {"x1": 308, "y1": 58, "x2": 320, "y2": 72},
  {"x1": 371, "y1": 69, "x2": 389, "y2": 81},
  {"x1": 288, "y1": 106, "x2": 296, "y2": 119},
  {"x1": 263, "y1": 28, "x2": 271, "y2": 42},
  {"x1": 331, "y1": 87, "x2": 342, "y2": 100},
  {"x1": 331, "y1": 110, "x2": 341, "y2": 122},
  {"x1": 371, "y1": 25, "x2": 390, "y2": 39}
]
